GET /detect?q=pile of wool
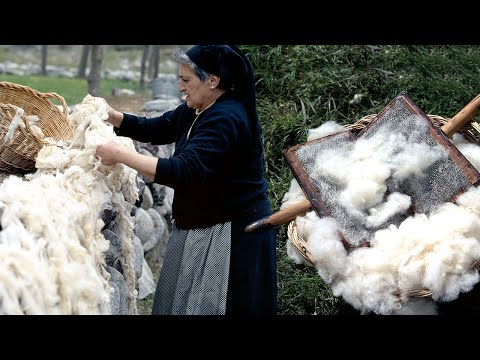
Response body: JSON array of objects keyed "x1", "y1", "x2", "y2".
[
  {"x1": 0, "y1": 94, "x2": 138, "y2": 314},
  {"x1": 283, "y1": 121, "x2": 480, "y2": 315}
]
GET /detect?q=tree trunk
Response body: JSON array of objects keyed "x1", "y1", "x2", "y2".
[
  {"x1": 140, "y1": 45, "x2": 150, "y2": 90},
  {"x1": 87, "y1": 45, "x2": 104, "y2": 97},
  {"x1": 148, "y1": 45, "x2": 160, "y2": 79},
  {"x1": 77, "y1": 45, "x2": 90, "y2": 79},
  {"x1": 41, "y1": 45, "x2": 48, "y2": 76}
]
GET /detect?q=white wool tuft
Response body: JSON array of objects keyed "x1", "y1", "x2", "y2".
[
  {"x1": 280, "y1": 178, "x2": 307, "y2": 210},
  {"x1": 307, "y1": 121, "x2": 348, "y2": 141},
  {"x1": 306, "y1": 216, "x2": 350, "y2": 284},
  {"x1": 453, "y1": 134, "x2": 480, "y2": 173},
  {"x1": 286, "y1": 238, "x2": 309, "y2": 265},
  {"x1": 4, "y1": 107, "x2": 25, "y2": 144},
  {"x1": 365, "y1": 192, "x2": 411, "y2": 228},
  {"x1": 0, "y1": 94, "x2": 139, "y2": 314}
]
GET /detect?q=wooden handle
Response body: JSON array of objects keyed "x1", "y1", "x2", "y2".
[
  {"x1": 244, "y1": 199, "x2": 312, "y2": 233},
  {"x1": 441, "y1": 94, "x2": 480, "y2": 137}
]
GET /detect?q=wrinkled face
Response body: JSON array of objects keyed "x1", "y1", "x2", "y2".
[{"x1": 177, "y1": 64, "x2": 215, "y2": 112}]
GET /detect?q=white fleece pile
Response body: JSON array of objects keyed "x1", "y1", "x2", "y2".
[
  {"x1": 283, "y1": 122, "x2": 480, "y2": 315},
  {"x1": 0, "y1": 94, "x2": 139, "y2": 315}
]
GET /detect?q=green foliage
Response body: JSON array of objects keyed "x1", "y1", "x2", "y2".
[
  {"x1": 0, "y1": 74, "x2": 146, "y2": 106},
  {"x1": 137, "y1": 255, "x2": 161, "y2": 315},
  {"x1": 240, "y1": 44, "x2": 480, "y2": 315}
]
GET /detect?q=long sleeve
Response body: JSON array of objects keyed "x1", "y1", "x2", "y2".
[{"x1": 115, "y1": 106, "x2": 186, "y2": 145}]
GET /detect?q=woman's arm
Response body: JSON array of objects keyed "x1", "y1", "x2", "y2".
[{"x1": 96, "y1": 142, "x2": 157, "y2": 182}]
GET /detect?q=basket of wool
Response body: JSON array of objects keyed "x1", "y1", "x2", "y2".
[
  {"x1": 0, "y1": 81, "x2": 75, "y2": 173},
  {"x1": 283, "y1": 113, "x2": 480, "y2": 315}
]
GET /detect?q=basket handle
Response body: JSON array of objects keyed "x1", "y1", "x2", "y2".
[{"x1": 35, "y1": 91, "x2": 69, "y2": 118}]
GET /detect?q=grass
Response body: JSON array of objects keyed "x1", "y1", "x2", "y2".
[
  {"x1": 138, "y1": 293, "x2": 155, "y2": 315},
  {"x1": 0, "y1": 74, "x2": 148, "y2": 106},
  {"x1": 136, "y1": 260, "x2": 161, "y2": 315}
]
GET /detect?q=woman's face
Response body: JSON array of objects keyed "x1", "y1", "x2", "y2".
[{"x1": 177, "y1": 64, "x2": 213, "y2": 112}]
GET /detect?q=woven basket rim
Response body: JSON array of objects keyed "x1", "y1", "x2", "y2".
[
  {"x1": 0, "y1": 81, "x2": 69, "y2": 116},
  {"x1": 344, "y1": 113, "x2": 480, "y2": 144}
]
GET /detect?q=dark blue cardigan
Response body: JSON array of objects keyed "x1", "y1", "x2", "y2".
[
  {"x1": 116, "y1": 93, "x2": 271, "y2": 229},
  {"x1": 116, "y1": 93, "x2": 277, "y2": 314}
]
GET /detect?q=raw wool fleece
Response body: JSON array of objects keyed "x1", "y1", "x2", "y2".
[
  {"x1": 282, "y1": 123, "x2": 480, "y2": 315},
  {"x1": 0, "y1": 94, "x2": 139, "y2": 315}
]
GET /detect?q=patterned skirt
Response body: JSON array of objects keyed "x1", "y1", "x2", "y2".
[{"x1": 151, "y1": 222, "x2": 231, "y2": 315}]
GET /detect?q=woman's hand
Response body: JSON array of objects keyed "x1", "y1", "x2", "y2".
[
  {"x1": 96, "y1": 142, "x2": 124, "y2": 166},
  {"x1": 103, "y1": 100, "x2": 124, "y2": 128},
  {"x1": 96, "y1": 141, "x2": 158, "y2": 182}
]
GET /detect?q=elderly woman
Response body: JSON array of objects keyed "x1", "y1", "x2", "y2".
[{"x1": 96, "y1": 45, "x2": 277, "y2": 315}]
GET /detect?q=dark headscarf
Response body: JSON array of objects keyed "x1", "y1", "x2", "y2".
[{"x1": 185, "y1": 45, "x2": 259, "y2": 135}]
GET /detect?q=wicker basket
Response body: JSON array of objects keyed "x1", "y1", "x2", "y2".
[
  {"x1": 287, "y1": 113, "x2": 480, "y2": 300},
  {"x1": 0, "y1": 82, "x2": 75, "y2": 173}
]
